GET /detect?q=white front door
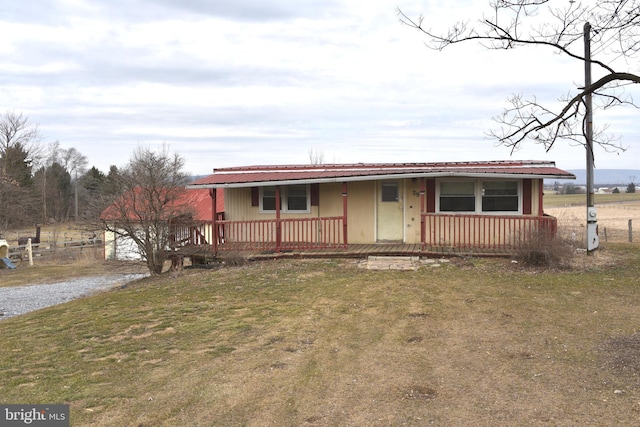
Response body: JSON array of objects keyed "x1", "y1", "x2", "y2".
[{"x1": 376, "y1": 181, "x2": 404, "y2": 242}]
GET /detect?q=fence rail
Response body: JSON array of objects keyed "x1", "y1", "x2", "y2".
[
  {"x1": 217, "y1": 216, "x2": 346, "y2": 252},
  {"x1": 8, "y1": 240, "x2": 104, "y2": 261},
  {"x1": 422, "y1": 213, "x2": 557, "y2": 249}
]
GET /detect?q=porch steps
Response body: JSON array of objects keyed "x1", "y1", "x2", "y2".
[{"x1": 358, "y1": 255, "x2": 451, "y2": 271}]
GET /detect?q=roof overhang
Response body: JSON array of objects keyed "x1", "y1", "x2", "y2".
[{"x1": 187, "y1": 170, "x2": 576, "y2": 190}]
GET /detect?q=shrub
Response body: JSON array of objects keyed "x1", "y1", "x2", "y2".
[
  {"x1": 513, "y1": 230, "x2": 576, "y2": 268},
  {"x1": 219, "y1": 251, "x2": 248, "y2": 267}
]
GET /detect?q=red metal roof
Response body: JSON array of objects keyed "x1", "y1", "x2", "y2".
[
  {"x1": 189, "y1": 160, "x2": 575, "y2": 188},
  {"x1": 101, "y1": 188, "x2": 224, "y2": 221},
  {"x1": 182, "y1": 188, "x2": 224, "y2": 220}
]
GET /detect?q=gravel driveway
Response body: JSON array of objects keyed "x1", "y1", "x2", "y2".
[{"x1": 0, "y1": 274, "x2": 148, "y2": 320}]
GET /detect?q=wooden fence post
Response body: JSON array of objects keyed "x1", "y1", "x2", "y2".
[
  {"x1": 27, "y1": 238, "x2": 33, "y2": 266},
  {"x1": 629, "y1": 219, "x2": 633, "y2": 243}
]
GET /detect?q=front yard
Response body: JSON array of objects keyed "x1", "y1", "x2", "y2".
[{"x1": 1, "y1": 244, "x2": 639, "y2": 426}]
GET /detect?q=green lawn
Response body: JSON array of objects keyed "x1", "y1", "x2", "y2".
[{"x1": 2, "y1": 245, "x2": 640, "y2": 426}]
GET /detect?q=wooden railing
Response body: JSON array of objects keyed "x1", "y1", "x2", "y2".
[
  {"x1": 171, "y1": 224, "x2": 209, "y2": 247},
  {"x1": 217, "y1": 216, "x2": 346, "y2": 252},
  {"x1": 170, "y1": 213, "x2": 557, "y2": 255},
  {"x1": 169, "y1": 213, "x2": 225, "y2": 249},
  {"x1": 421, "y1": 213, "x2": 557, "y2": 249}
]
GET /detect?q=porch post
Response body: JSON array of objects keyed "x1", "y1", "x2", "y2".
[
  {"x1": 537, "y1": 179, "x2": 544, "y2": 216},
  {"x1": 276, "y1": 185, "x2": 282, "y2": 253},
  {"x1": 342, "y1": 182, "x2": 348, "y2": 247},
  {"x1": 210, "y1": 188, "x2": 218, "y2": 255},
  {"x1": 420, "y1": 177, "x2": 426, "y2": 248}
]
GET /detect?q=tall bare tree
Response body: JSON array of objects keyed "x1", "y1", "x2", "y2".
[
  {"x1": 399, "y1": 0, "x2": 640, "y2": 154},
  {"x1": 100, "y1": 146, "x2": 191, "y2": 274},
  {"x1": 0, "y1": 111, "x2": 41, "y2": 177}
]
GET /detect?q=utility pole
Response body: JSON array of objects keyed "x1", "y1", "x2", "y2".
[{"x1": 584, "y1": 22, "x2": 599, "y2": 253}]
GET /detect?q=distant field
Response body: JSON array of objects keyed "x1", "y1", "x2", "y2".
[
  {"x1": 544, "y1": 192, "x2": 640, "y2": 208},
  {"x1": 545, "y1": 193, "x2": 640, "y2": 243}
]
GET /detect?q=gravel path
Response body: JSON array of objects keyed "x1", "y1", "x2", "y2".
[{"x1": 0, "y1": 274, "x2": 148, "y2": 320}]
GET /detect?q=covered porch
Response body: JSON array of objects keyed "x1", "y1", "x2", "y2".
[
  {"x1": 170, "y1": 212, "x2": 558, "y2": 258},
  {"x1": 200, "y1": 181, "x2": 557, "y2": 256},
  {"x1": 181, "y1": 162, "x2": 572, "y2": 259}
]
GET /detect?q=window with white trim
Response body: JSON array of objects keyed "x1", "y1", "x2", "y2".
[
  {"x1": 482, "y1": 181, "x2": 518, "y2": 212},
  {"x1": 439, "y1": 181, "x2": 475, "y2": 212},
  {"x1": 437, "y1": 180, "x2": 520, "y2": 213},
  {"x1": 260, "y1": 185, "x2": 310, "y2": 213}
]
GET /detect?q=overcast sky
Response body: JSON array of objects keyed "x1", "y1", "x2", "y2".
[{"x1": 2, "y1": 0, "x2": 638, "y2": 176}]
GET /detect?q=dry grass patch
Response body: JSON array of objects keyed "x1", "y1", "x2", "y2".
[{"x1": 1, "y1": 249, "x2": 640, "y2": 425}]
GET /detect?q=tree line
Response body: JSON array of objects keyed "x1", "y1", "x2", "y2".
[{"x1": 0, "y1": 111, "x2": 126, "y2": 232}]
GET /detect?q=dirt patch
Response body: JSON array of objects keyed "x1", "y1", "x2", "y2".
[
  {"x1": 401, "y1": 385, "x2": 438, "y2": 400},
  {"x1": 600, "y1": 333, "x2": 640, "y2": 379}
]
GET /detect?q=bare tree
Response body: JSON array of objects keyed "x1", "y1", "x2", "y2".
[
  {"x1": 308, "y1": 147, "x2": 325, "y2": 165},
  {"x1": 100, "y1": 146, "x2": 191, "y2": 274},
  {"x1": 58, "y1": 147, "x2": 88, "y2": 220},
  {"x1": 0, "y1": 111, "x2": 42, "y2": 177},
  {"x1": 398, "y1": 0, "x2": 640, "y2": 154}
]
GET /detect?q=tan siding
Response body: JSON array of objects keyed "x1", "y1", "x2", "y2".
[
  {"x1": 346, "y1": 181, "x2": 375, "y2": 243},
  {"x1": 224, "y1": 188, "x2": 253, "y2": 221},
  {"x1": 318, "y1": 182, "x2": 344, "y2": 216},
  {"x1": 532, "y1": 179, "x2": 542, "y2": 216},
  {"x1": 404, "y1": 178, "x2": 422, "y2": 243}
]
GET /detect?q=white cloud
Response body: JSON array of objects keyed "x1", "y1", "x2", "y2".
[{"x1": 0, "y1": 0, "x2": 637, "y2": 176}]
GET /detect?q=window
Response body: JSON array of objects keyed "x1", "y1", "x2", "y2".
[
  {"x1": 439, "y1": 181, "x2": 475, "y2": 212},
  {"x1": 287, "y1": 185, "x2": 308, "y2": 211},
  {"x1": 260, "y1": 185, "x2": 310, "y2": 213},
  {"x1": 482, "y1": 181, "x2": 518, "y2": 212},
  {"x1": 262, "y1": 187, "x2": 277, "y2": 211},
  {"x1": 381, "y1": 182, "x2": 399, "y2": 202},
  {"x1": 438, "y1": 180, "x2": 520, "y2": 213}
]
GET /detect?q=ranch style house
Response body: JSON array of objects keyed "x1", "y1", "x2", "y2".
[{"x1": 185, "y1": 160, "x2": 575, "y2": 256}]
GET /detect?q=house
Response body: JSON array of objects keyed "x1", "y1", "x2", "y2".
[
  {"x1": 101, "y1": 188, "x2": 224, "y2": 260},
  {"x1": 187, "y1": 160, "x2": 574, "y2": 255}
]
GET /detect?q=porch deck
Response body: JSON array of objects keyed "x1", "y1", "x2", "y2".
[
  {"x1": 178, "y1": 243, "x2": 512, "y2": 267},
  {"x1": 172, "y1": 212, "x2": 550, "y2": 262},
  {"x1": 220, "y1": 243, "x2": 512, "y2": 260}
]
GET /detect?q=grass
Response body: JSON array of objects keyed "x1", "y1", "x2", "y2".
[
  {"x1": 544, "y1": 192, "x2": 640, "y2": 207},
  {"x1": 2, "y1": 245, "x2": 640, "y2": 426}
]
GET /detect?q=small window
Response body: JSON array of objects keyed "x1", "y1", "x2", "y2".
[
  {"x1": 482, "y1": 181, "x2": 518, "y2": 212},
  {"x1": 262, "y1": 187, "x2": 277, "y2": 211},
  {"x1": 260, "y1": 185, "x2": 309, "y2": 213},
  {"x1": 381, "y1": 182, "x2": 399, "y2": 202},
  {"x1": 287, "y1": 185, "x2": 308, "y2": 211},
  {"x1": 440, "y1": 181, "x2": 475, "y2": 212}
]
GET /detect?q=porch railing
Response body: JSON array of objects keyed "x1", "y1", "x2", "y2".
[
  {"x1": 172, "y1": 213, "x2": 557, "y2": 254},
  {"x1": 421, "y1": 213, "x2": 557, "y2": 249},
  {"x1": 217, "y1": 216, "x2": 346, "y2": 252}
]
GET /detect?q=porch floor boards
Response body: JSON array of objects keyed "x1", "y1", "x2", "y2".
[{"x1": 235, "y1": 243, "x2": 512, "y2": 260}]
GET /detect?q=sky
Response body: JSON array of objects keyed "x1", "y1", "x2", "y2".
[{"x1": 1, "y1": 0, "x2": 638, "y2": 176}]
